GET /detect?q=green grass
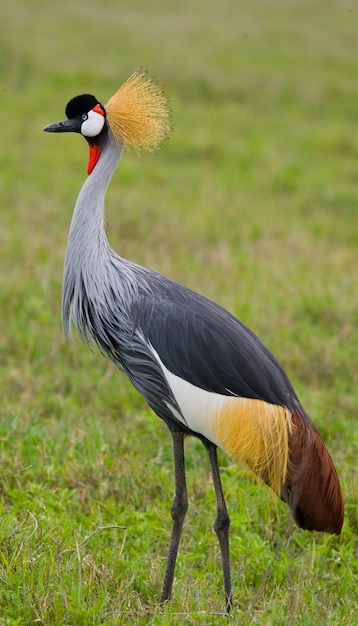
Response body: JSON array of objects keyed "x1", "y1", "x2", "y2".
[{"x1": 1, "y1": 0, "x2": 357, "y2": 623}]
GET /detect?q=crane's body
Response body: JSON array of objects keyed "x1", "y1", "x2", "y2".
[{"x1": 44, "y1": 71, "x2": 344, "y2": 612}]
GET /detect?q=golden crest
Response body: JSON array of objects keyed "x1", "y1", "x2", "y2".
[{"x1": 105, "y1": 69, "x2": 171, "y2": 151}]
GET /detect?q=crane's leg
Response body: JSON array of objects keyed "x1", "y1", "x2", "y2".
[
  {"x1": 204, "y1": 440, "x2": 233, "y2": 613},
  {"x1": 161, "y1": 430, "x2": 188, "y2": 604}
]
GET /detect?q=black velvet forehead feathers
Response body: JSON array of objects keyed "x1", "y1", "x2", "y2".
[{"x1": 65, "y1": 94, "x2": 101, "y2": 119}]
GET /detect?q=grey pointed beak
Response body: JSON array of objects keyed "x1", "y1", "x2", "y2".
[{"x1": 43, "y1": 117, "x2": 82, "y2": 133}]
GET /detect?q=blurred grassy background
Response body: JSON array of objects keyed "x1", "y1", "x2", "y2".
[{"x1": 0, "y1": 1, "x2": 357, "y2": 624}]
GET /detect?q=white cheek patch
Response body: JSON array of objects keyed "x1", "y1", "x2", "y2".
[{"x1": 81, "y1": 110, "x2": 105, "y2": 137}]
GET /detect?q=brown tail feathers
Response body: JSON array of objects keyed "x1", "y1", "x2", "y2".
[{"x1": 281, "y1": 402, "x2": 344, "y2": 534}]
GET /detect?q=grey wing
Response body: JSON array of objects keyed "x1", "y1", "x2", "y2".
[
  {"x1": 131, "y1": 278, "x2": 299, "y2": 412},
  {"x1": 91, "y1": 272, "x2": 299, "y2": 427}
]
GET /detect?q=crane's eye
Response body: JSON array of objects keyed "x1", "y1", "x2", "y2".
[{"x1": 81, "y1": 109, "x2": 105, "y2": 138}]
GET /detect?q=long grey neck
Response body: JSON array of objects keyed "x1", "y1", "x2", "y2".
[
  {"x1": 66, "y1": 133, "x2": 124, "y2": 260},
  {"x1": 62, "y1": 133, "x2": 124, "y2": 338}
]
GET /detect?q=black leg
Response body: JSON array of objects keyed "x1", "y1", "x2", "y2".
[
  {"x1": 161, "y1": 430, "x2": 188, "y2": 604},
  {"x1": 204, "y1": 440, "x2": 233, "y2": 613}
]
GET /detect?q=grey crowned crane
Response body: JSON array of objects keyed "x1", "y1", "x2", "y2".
[{"x1": 43, "y1": 70, "x2": 344, "y2": 612}]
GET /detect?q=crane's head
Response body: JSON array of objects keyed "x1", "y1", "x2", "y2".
[
  {"x1": 43, "y1": 94, "x2": 107, "y2": 174},
  {"x1": 43, "y1": 69, "x2": 171, "y2": 175}
]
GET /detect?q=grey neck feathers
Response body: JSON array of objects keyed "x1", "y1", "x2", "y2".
[
  {"x1": 62, "y1": 133, "x2": 141, "y2": 342},
  {"x1": 66, "y1": 133, "x2": 123, "y2": 260}
]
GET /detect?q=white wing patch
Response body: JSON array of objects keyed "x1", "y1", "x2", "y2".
[
  {"x1": 147, "y1": 344, "x2": 228, "y2": 444},
  {"x1": 146, "y1": 344, "x2": 293, "y2": 494}
]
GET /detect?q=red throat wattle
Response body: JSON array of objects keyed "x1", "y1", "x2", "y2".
[{"x1": 88, "y1": 144, "x2": 101, "y2": 175}]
